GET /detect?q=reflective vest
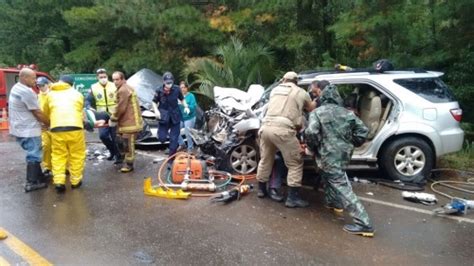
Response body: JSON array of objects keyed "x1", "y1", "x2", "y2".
[{"x1": 91, "y1": 81, "x2": 117, "y2": 114}]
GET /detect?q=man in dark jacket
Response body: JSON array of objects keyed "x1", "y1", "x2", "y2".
[
  {"x1": 305, "y1": 84, "x2": 374, "y2": 237},
  {"x1": 152, "y1": 72, "x2": 190, "y2": 158}
]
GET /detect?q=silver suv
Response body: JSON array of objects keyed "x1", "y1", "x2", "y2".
[{"x1": 296, "y1": 69, "x2": 464, "y2": 183}]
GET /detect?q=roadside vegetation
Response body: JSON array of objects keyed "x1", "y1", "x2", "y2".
[{"x1": 439, "y1": 123, "x2": 474, "y2": 171}]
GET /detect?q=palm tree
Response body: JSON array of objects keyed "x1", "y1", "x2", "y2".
[{"x1": 182, "y1": 37, "x2": 275, "y2": 100}]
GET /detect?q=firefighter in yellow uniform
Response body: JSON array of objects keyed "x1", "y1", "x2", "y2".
[
  {"x1": 85, "y1": 68, "x2": 119, "y2": 163},
  {"x1": 36, "y1": 77, "x2": 52, "y2": 178},
  {"x1": 43, "y1": 75, "x2": 86, "y2": 193}
]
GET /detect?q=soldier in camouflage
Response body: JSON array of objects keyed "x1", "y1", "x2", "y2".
[{"x1": 305, "y1": 83, "x2": 375, "y2": 237}]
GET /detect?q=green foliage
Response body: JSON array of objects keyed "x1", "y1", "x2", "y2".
[
  {"x1": 0, "y1": 0, "x2": 472, "y2": 123},
  {"x1": 182, "y1": 37, "x2": 275, "y2": 99}
]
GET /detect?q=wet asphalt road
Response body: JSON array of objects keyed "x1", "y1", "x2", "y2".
[{"x1": 1, "y1": 132, "x2": 473, "y2": 265}]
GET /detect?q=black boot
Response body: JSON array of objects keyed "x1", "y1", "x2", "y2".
[
  {"x1": 257, "y1": 182, "x2": 267, "y2": 198},
  {"x1": 71, "y1": 181, "x2": 82, "y2": 189},
  {"x1": 343, "y1": 224, "x2": 375, "y2": 237},
  {"x1": 120, "y1": 162, "x2": 134, "y2": 173},
  {"x1": 43, "y1": 169, "x2": 52, "y2": 181},
  {"x1": 35, "y1": 163, "x2": 49, "y2": 183},
  {"x1": 269, "y1": 188, "x2": 284, "y2": 202},
  {"x1": 24, "y1": 162, "x2": 48, "y2": 193},
  {"x1": 285, "y1": 187, "x2": 309, "y2": 208},
  {"x1": 114, "y1": 154, "x2": 124, "y2": 165},
  {"x1": 55, "y1": 184, "x2": 66, "y2": 193}
]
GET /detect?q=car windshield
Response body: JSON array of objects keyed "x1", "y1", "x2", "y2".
[{"x1": 394, "y1": 77, "x2": 456, "y2": 103}]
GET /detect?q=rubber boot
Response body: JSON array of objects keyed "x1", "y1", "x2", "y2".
[
  {"x1": 257, "y1": 182, "x2": 267, "y2": 198},
  {"x1": 120, "y1": 162, "x2": 134, "y2": 173},
  {"x1": 24, "y1": 162, "x2": 48, "y2": 193},
  {"x1": 285, "y1": 187, "x2": 309, "y2": 208},
  {"x1": 343, "y1": 224, "x2": 375, "y2": 237},
  {"x1": 35, "y1": 163, "x2": 49, "y2": 183},
  {"x1": 114, "y1": 154, "x2": 124, "y2": 165},
  {"x1": 71, "y1": 181, "x2": 82, "y2": 189},
  {"x1": 269, "y1": 188, "x2": 284, "y2": 202},
  {"x1": 55, "y1": 184, "x2": 66, "y2": 193}
]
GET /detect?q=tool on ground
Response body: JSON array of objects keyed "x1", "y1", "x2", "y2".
[
  {"x1": 433, "y1": 198, "x2": 474, "y2": 215},
  {"x1": 144, "y1": 151, "x2": 255, "y2": 200},
  {"x1": 210, "y1": 184, "x2": 253, "y2": 203},
  {"x1": 429, "y1": 170, "x2": 474, "y2": 215},
  {"x1": 402, "y1": 191, "x2": 438, "y2": 205}
]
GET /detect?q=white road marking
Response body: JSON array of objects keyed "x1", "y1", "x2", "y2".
[
  {"x1": 89, "y1": 143, "x2": 474, "y2": 224},
  {"x1": 305, "y1": 185, "x2": 474, "y2": 224},
  {"x1": 358, "y1": 196, "x2": 474, "y2": 224}
]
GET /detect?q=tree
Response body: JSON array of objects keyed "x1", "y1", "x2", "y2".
[
  {"x1": 0, "y1": 0, "x2": 94, "y2": 71},
  {"x1": 182, "y1": 37, "x2": 275, "y2": 99}
]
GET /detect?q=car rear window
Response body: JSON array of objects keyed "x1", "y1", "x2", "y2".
[{"x1": 394, "y1": 77, "x2": 456, "y2": 103}]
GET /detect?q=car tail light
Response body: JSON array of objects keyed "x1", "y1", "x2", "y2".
[{"x1": 450, "y1": 108, "x2": 462, "y2": 122}]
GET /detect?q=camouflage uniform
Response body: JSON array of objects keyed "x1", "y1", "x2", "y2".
[{"x1": 305, "y1": 85, "x2": 372, "y2": 227}]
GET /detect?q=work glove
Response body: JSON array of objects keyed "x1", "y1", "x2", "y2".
[
  {"x1": 184, "y1": 107, "x2": 190, "y2": 115},
  {"x1": 304, "y1": 147, "x2": 314, "y2": 156},
  {"x1": 108, "y1": 120, "x2": 117, "y2": 127}
]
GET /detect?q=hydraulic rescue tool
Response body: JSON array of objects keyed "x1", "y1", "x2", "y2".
[
  {"x1": 210, "y1": 184, "x2": 253, "y2": 203},
  {"x1": 144, "y1": 152, "x2": 254, "y2": 200},
  {"x1": 433, "y1": 198, "x2": 474, "y2": 215}
]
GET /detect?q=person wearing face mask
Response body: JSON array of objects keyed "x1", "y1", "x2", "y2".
[
  {"x1": 85, "y1": 68, "x2": 120, "y2": 164},
  {"x1": 152, "y1": 72, "x2": 190, "y2": 158},
  {"x1": 37, "y1": 77, "x2": 53, "y2": 178}
]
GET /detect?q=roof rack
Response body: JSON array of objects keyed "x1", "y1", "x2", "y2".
[{"x1": 298, "y1": 68, "x2": 428, "y2": 80}]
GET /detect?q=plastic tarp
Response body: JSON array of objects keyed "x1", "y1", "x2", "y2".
[{"x1": 127, "y1": 68, "x2": 162, "y2": 108}]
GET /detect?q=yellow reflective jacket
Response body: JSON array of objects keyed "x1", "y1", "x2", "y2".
[
  {"x1": 43, "y1": 82, "x2": 84, "y2": 130},
  {"x1": 91, "y1": 81, "x2": 117, "y2": 114},
  {"x1": 38, "y1": 91, "x2": 48, "y2": 112}
]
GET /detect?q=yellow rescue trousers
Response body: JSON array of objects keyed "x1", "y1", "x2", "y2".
[
  {"x1": 41, "y1": 131, "x2": 52, "y2": 171},
  {"x1": 51, "y1": 130, "x2": 86, "y2": 186}
]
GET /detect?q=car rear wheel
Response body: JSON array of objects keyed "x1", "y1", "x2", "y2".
[
  {"x1": 226, "y1": 140, "x2": 259, "y2": 175},
  {"x1": 380, "y1": 137, "x2": 434, "y2": 184}
]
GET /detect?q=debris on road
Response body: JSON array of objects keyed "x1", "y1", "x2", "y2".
[{"x1": 402, "y1": 191, "x2": 437, "y2": 205}]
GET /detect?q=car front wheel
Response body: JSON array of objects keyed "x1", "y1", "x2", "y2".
[
  {"x1": 380, "y1": 137, "x2": 434, "y2": 184},
  {"x1": 226, "y1": 140, "x2": 259, "y2": 175}
]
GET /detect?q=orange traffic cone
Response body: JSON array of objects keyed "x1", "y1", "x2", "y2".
[{"x1": 0, "y1": 108, "x2": 9, "y2": 130}]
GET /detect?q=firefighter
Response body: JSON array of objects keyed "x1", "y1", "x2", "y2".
[
  {"x1": 110, "y1": 71, "x2": 143, "y2": 173},
  {"x1": 43, "y1": 75, "x2": 86, "y2": 193},
  {"x1": 86, "y1": 68, "x2": 120, "y2": 163},
  {"x1": 37, "y1": 77, "x2": 53, "y2": 178},
  {"x1": 256, "y1": 71, "x2": 315, "y2": 208}
]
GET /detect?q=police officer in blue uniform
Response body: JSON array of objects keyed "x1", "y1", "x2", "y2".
[{"x1": 152, "y1": 72, "x2": 190, "y2": 158}]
